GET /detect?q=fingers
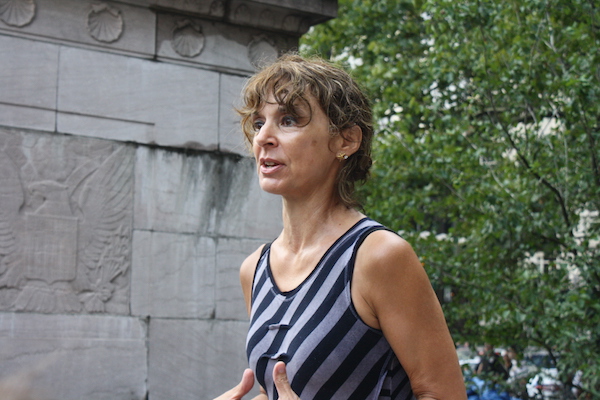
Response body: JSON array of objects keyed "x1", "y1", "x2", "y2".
[
  {"x1": 273, "y1": 361, "x2": 300, "y2": 400},
  {"x1": 239, "y1": 369, "x2": 255, "y2": 395},
  {"x1": 213, "y1": 369, "x2": 255, "y2": 400}
]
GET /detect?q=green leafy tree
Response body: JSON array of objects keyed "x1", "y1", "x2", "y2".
[{"x1": 302, "y1": 0, "x2": 600, "y2": 397}]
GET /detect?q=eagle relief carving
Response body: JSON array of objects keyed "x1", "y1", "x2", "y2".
[{"x1": 0, "y1": 131, "x2": 133, "y2": 314}]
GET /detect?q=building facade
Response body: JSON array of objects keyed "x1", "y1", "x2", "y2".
[{"x1": 0, "y1": 1, "x2": 336, "y2": 398}]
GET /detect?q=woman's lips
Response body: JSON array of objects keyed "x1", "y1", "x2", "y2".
[{"x1": 259, "y1": 158, "x2": 284, "y2": 174}]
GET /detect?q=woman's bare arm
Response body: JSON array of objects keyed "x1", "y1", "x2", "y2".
[{"x1": 353, "y1": 230, "x2": 466, "y2": 400}]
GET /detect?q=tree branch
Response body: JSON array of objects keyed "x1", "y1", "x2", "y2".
[
  {"x1": 475, "y1": 22, "x2": 572, "y2": 228},
  {"x1": 580, "y1": 111, "x2": 600, "y2": 188}
]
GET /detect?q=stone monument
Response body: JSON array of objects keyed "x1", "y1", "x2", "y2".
[{"x1": 0, "y1": 1, "x2": 337, "y2": 398}]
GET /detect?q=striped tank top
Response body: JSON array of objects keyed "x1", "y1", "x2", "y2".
[{"x1": 246, "y1": 218, "x2": 415, "y2": 400}]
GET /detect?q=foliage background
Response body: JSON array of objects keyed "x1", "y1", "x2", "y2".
[{"x1": 301, "y1": 0, "x2": 600, "y2": 397}]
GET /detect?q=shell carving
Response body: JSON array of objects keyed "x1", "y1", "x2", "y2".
[
  {"x1": 87, "y1": 4, "x2": 123, "y2": 43},
  {"x1": 172, "y1": 20, "x2": 205, "y2": 58},
  {"x1": 0, "y1": 0, "x2": 36, "y2": 27},
  {"x1": 234, "y1": 4, "x2": 252, "y2": 24},
  {"x1": 209, "y1": 0, "x2": 225, "y2": 16},
  {"x1": 248, "y1": 36, "x2": 278, "y2": 69}
]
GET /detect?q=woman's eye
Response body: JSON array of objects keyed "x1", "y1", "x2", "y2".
[
  {"x1": 252, "y1": 120, "x2": 264, "y2": 131},
  {"x1": 281, "y1": 116, "x2": 296, "y2": 127}
]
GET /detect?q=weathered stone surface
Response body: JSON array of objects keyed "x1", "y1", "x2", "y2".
[
  {"x1": 151, "y1": 0, "x2": 336, "y2": 35},
  {"x1": 134, "y1": 147, "x2": 215, "y2": 234},
  {"x1": 134, "y1": 146, "x2": 282, "y2": 239},
  {"x1": 151, "y1": 0, "x2": 221, "y2": 15},
  {"x1": 155, "y1": 11, "x2": 296, "y2": 72},
  {"x1": 0, "y1": 312, "x2": 147, "y2": 400},
  {"x1": 213, "y1": 157, "x2": 283, "y2": 239},
  {"x1": 0, "y1": 128, "x2": 134, "y2": 315},
  {"x1": 0, "y1": 0, "x2": 336, "y2": 398},
  {"x1": 215, "y1": 237, "x2": 265, "y2": 320},
  {"x1": 58, "y1": 112, "x2": 155, "y2": 144},
  {"x1": 219, "y1": 73, "x2": 249, "y2": 154},
  {"x1": 0, "y1": 103, "x2": 55, "y2": 133},
  {"x1": 258, "y1": 0, "x2": 338, "y2": 16},
  {"x1": 148, "y1": 318, "x2": 256, "y2": 400},
  {"x1": 0, "y1": 35, "x2": 58, "y2": 108},
  {"x1": 0, "y1": 0, "x2": 156, "y2": 55},
  {"x1": 57, "y1": 47, "x2": 221, "y2": 149},
  {"x1": 0, "y1": 0, "x2": 329, "y2": 76},
  {"x1": 131, "y1": 230, "x2": 216, "y2": 318}
]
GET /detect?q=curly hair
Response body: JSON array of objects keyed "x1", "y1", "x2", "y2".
[{"x1": 237, "y1": 54, "x2": 374, "y2": 209}]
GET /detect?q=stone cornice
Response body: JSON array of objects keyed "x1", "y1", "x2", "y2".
[
  {"x1": 147, "y1": 0, "x2": 337, "y2": 36},
  {"x1": 0, "y1": 0, "x2": 337, "y2": 74}
]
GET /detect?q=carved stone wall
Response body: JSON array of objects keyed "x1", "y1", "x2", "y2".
[{"x1": 0, "y1": 1, "x2": 336, "y2": 399}]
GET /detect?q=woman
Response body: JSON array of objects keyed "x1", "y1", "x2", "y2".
[{"x1": 216, "y1": 54, "x2": 466, "y2": 400}]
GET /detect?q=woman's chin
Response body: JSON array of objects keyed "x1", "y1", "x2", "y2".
[{"x1": 258, "y1": 182, "x2": 283, "y2": 195}]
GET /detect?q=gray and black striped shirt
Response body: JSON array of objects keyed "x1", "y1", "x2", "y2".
[{"x1": 246, "y1": 218, "x2": 415, "y2": 400}]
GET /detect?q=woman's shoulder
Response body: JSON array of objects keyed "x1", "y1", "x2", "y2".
[
  {"x1": 361, "y1": 222, "x2": 415, "y2": 257},
  {"x1": 240, "y1": 244, "x2": 267, "y2": 279},
  {"x1": 356, "y1": 225, "x2": 423, "y2": 280},
  {"x1": 240, "y1": 243, "x2": 269, "y2": 314},
  {"x1": 352, "y1": 223, "x2": 426, "y2": 330}
]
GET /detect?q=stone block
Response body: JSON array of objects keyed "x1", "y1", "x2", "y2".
[
  {"x1": 0, "y1": 35, "x2": 59, "y2": 110},
  {"x1": 0, "y1": 103, "x2": 55, "y2": 132},
  {"x1": 131, "y1": 230, "x2": 216, "y2": 318},
  {"x1": 57, "y1": 46, "x2": 220, "y2": 148},
  {"x1": 134, "y1": 146, "x2": 281, "y2": 239},
  {"x1": 215, "y1": 237, "x2": 265, "y2": 320},
  {"x1": 58, "y1": 112, "x2": 155, "y2": 143},
  {"x1": 0, "y1": 0, "x2": 156, "y2": 56},
  {"x1": 155, "y1": 12, "x2": 293, "y2": 73},
  {"x1": 134, "y1": 146, "x2": 214, "y2": 233},
  {"x1": 148, "y1": 318, "x2": 257, "y2": 400},
  {"x1": 219, "y1": 73, "x2": 249, "y2": 155},
  {"x1": 154, "y1": 13, "x2": 249, "y2": 71},
  {"x1": 213, "y1": 157, "x2": 283, "y2": 240},
  {"x1": 151, "y1": 0, "x2": 220, "y2": 15},
  {"x1": 0, "y1": 312, "x2": 147, "y2": 400},
  {"x1": 0, "y1": 128, "x2": 134, "y2": 315},
  {"x1": 254, "y1": 0, "x2": 338, "y2": 17}
]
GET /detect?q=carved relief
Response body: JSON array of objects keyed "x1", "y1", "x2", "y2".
[
  {"x1": 87, "y1": 3, "x2": 123, "y2": 43},
  {"x1": 234, "y1": 4, "x2": 252, "y2": 25},
  {"x1": 209, "y1": 0, "x2": 225, "y2": 17},
  {"x1": 171, "y1": 19, "x2": 204, "y2": 58},
  {"x1": 283, "y1": 15, "x2": 302, "y2": 32},
  {"x1": 0, "y1": 130, "x2": 133, "y2": 314},
  {"x1": 259, "y1": 9, "x2": 274, "y2": 25},
  {"x1": 0, "y1": 0, "x2": 36, "y2": 27},
  {"x1": 183, "y1": 0, "x2": 201, "y2": 6},
  {"x1": 248, "y1": 35, "x2": 278, "y2": 69}
]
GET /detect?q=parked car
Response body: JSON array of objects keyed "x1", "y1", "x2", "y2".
[
  {"x1": 524, "y1": 350, "x2": 572, "y2": 400},
  {"x1": 527, "y1": 368, "x2": 562, "y2": 400}
]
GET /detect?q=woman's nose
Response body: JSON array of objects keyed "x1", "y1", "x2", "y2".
[{"x1": 253, "y1": 121, "x2": 277, "y2": 147}]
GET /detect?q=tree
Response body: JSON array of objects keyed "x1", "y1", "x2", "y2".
[{"x1": 301, "y1": 0, "x2": 600, "y2": 397}]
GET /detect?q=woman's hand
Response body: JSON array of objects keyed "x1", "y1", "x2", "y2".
[
  {"x1": 213, "y1": 363, "x2": 300, "y2": 400},
  {"x1": 213, "y1": 369, "x2": 255, "y2": 400},
  {"x1": 273, "y1": 362, "x2": 301, "y2": 400}
]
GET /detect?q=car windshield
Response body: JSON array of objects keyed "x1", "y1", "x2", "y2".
[{"x1": 526, "y1": 353, "x2": 557, "y2": 369}]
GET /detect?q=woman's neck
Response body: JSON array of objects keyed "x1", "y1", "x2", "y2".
[{"x1": 278, "y1": 196, "x2": 363, "y2": 254}]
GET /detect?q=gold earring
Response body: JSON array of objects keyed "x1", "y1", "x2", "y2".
[{"x1": 336, "y1": 152, "x2": 349, "y2": 161}]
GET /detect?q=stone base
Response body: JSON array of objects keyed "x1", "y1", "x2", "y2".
[{"x1": 0, "y1": 313, "x2": 147, "y2": 400}]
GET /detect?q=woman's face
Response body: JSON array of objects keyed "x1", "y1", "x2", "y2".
[{"x1": 251, "y1": 92, "x2": 342, "y2": 200}]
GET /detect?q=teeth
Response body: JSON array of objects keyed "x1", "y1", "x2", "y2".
[{"x1": 265, "y1": 162, "x2": 276, "y2": 166}]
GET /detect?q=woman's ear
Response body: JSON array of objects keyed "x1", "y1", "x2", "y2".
[{"x1": 340, "y1": 124, "x2": 362, "y2": 156}]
